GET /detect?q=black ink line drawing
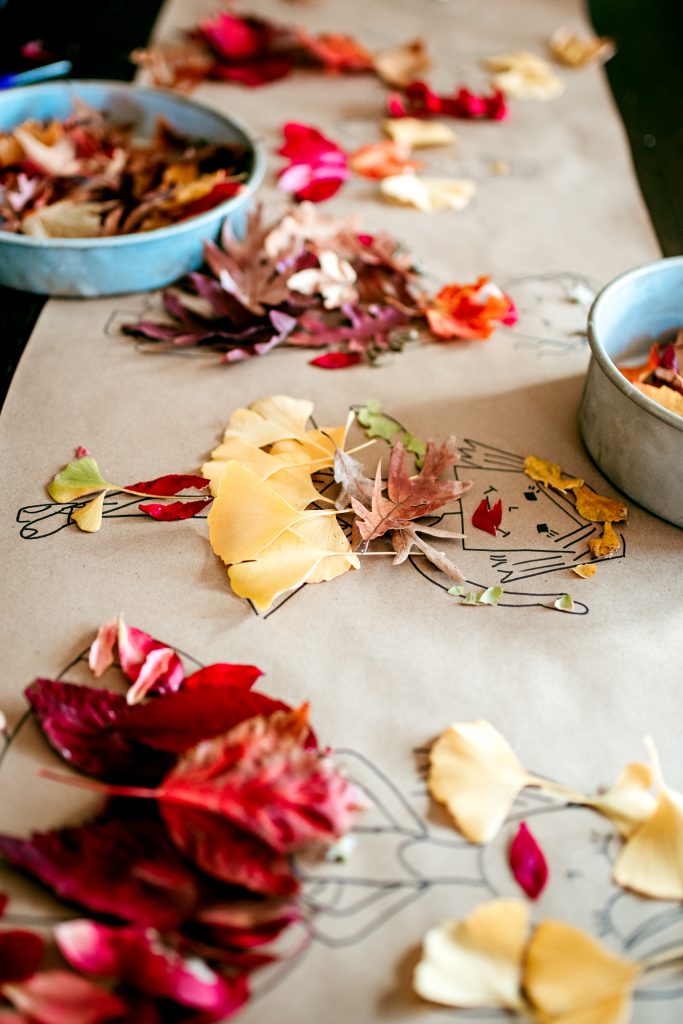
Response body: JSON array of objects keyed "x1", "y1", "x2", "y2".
[{"x1": 499, "y1": 271, "x2": 602, "y2": 357}]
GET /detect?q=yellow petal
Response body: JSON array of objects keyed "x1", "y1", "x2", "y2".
[
  {"x1": 223, "y1": 395, "x2": 314, "y2": 448},
  {"x1": 380, "y1": 173, "x2": 475, "y2": 212},
  {"x1": 382, "y1": 117, "x2": 456, "y2": 149},
  {"x1": 574, "y1": 485, "x2": 627, "y2": 523},
  {"x1": 228, "y1": 514, "x2": 358, "y2": 612},
  {"x1": 588, "y1": 521, "x2": 620, "y2": 558},
  {"x1": 572, "y1": 564, "x2": 597, "y2": 578},
  {"x1": 614, "y1": 740, "x2": 683, "y2": 900},
  {"x1": 525, "y1": 920, "x2": 640, "y2": 1023},
  {"x1": 428, "y1": 721, "x2": 533, "y2": 843},
  {"x1": 549, "y1": 27, "x2": 616, "y2": 68},
  {"x1": 413, "y1": 900, "x2": 528, "y2": 1010},
  {"x1": 523, "y1": 455, "x2": 583, "y2": 492},
  {"x1": 208, "y1": 463, "x2": 305, "y2": 565},
  {"x1": 373, "y1": 38, "x2": 431, "y2": 88},
  {"x1": 587, "y1": 762, "x2": 656, "y2": 838},
  {"x1": 202, "y1": 438, "x2": 322, "y2": 507},
  {"x1": 71, "y1": 491, "x2": 106, "y2": 533},
  {"x1": 635, "y1": 382, "x2": 683, "y2": 418}
]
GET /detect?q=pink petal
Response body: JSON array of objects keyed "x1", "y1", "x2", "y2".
[
  {"x1": 75, "y1": 446, "x2": 90, "y2": 458},
  {"x1": 88, "y1": 619, "x2": 118, "y2": 679},
  {"x1": 117, "y1": 619, "x2": 185, "y2": 697},
  {"x1": 509, "y1": 821, "x2": 548, "y2": 899},
  {"x1": 125, "y1": 474, "x2": 208, "y2": 496},
  {"x1": 309, "y1": 352, "x2": 362, "y2": 369},
  {"x1": 54, "y1": 920, "x2": 120, "y2": 975},
  {"x1": 126, "y1": 648, "x2": 179, "y2": 706},
  {"x1": 277, "y1": 122, "x2": 346, "y2": 164},
  {"x1": 138, "y1": 498, "x2": 213, "y2": 521},
  {"x1": 3, "y1": 971, "x2": 127, "y2": 1024}
]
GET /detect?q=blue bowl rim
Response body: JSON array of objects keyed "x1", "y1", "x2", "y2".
[
  {"x1": 586, "y1": 256, "x2": 683, "y2": 434},
  {"x1": 0, "y1": 79, "x2": 266, "y2": 249}
]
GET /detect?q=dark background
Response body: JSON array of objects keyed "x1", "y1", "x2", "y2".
[{"x1": 0, "y1": 0, "x2": 681, "y2": 406}]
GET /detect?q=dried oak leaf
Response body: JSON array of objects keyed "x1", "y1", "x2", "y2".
[
  {"x1": 351, "y1": 437, "x2": 471, "y2": 544},
  {"x1": 333, "y1": 448, "x2": 375, "y2": 509},
  {"x1": 413, "y1": 899, "x2": 528, "y2": 1010}
]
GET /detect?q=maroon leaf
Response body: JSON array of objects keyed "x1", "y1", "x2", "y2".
[
  {"x1": 162, "y1": 804, "x2": 298, "y2": 897},
  {"x1": 138, "y1": 498, "x2": 213, "y2": 521},
  {"x1": 309, "y1": 352, "x2": 362, "y2": 369},
  {"x1": 0, "y1": 816, "x2": 201, "y2": 928},
  {"x1": 0, "y1": 929, "x2": 44, "y2": 983},
  {"x1": 509, "y1": 821, "x2": 548, "y2": 899},
  {"x1": 471, "y1": 497, "x2": 503, "y2": 536},
  {"x1": 125, "y1": 474, "x2": 208, "y2": 495}
]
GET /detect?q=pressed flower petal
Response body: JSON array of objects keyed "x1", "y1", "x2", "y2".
[
  {"x1": 614, "y1": 740, "x2": 683, "y2": 900},
  {"x1": 309, "y1": 352, "x2": 362, "y2": 369},
  {"x1": 138, "y1": 497, "x2": 213, "y2": 521},
  {"x1": 509, "y1": 822, "x2": 548, "y2": 899},
  {"x1": 426, "y1": 277, "x2": 516, "y2": 340},
  {"x1": 3, "y1": 970, "x2": 127, "y2": 1024},
  {"x1": 525, "y1": 920, "x2": 641, "y2": 1023},
  {"x1": 382, "y1": 117, "x2": 456, "y2": 148},
  {"x1": 0, "y1": 929, "x2": 44, "y2": 983},
  {"x1": 472, "y1": 497, "x2": 502, "y2": 535},
  {"x1": 413, "y1": 900, "x2": 528, "y2": 1009},
  {"x1": 88, "y1": 618, "x2": 118, "y2": 678},
  {"x1": 125, "y1": 473, "x2": 208, "y2": 495},
  {"x1": 380, "y1": 173, "x2": 475, "y2": 212},
  {"x1": 487, "y1": 51, "x2": 565, "y2": 101},
  {"x1": 349, "y1": 141, "x2": 423, "y2": 180}
]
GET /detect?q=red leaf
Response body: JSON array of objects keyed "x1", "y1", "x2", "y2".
[
  {"x1": 56, "y1": 921, "x2": 246, "y2": 1015},
  {"x1": 138, "y1": 498, "x2": 213, "y2": 521},
  {"x1": 125, "y1": 474, "x2": 208, "y2": 495},
  {"x1": 471, "y1": 497, "x2": 502, "y2": 536},
  {"x1": 509, "y1": 821, "x2": 548, "y2": 899},
  {"x1": 309, "y1": 352, "x2": 362, "y2": 369},
  {"x1": 162, "y1": 804, "x2": 298, "y2": 896},
  {"x1": 3, "y1": 970, "x2": 127, "y2": 1024},
  {"x1": 0, "y1": 816, "x2": 201, "y2": 928},
  {"x1": 0, "y1": 930, "x2": 44, "y2": 983}
]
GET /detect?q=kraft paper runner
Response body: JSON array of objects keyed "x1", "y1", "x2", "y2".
[{"x1": 1, "y1": 0, "x2": 682, "y2": 1020}]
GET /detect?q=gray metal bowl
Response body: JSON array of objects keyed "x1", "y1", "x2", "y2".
[{"x1": 580, "y1": 256, "x2": 683, "y2": 528}]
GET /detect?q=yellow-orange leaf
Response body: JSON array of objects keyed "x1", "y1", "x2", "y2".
[
  {"x1": 574, "y1": 486, "x2": 627, "y2": 523},
  {"x1": 589, "y1": 521, "x2": 620, "y2": 558},
  {"x1": 523, "y1": 455, "x2": 583, "y2": 492},
  {"x1": 572, "y1": 564, "x2": 597, "y2": 578}
]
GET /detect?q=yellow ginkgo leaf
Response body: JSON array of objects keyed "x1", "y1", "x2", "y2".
[
  {"x1": 71, "y1": 491, "x2": 107, "y2": 533},
  {"x1": 549, "y1": 27, "x2": 616, "y2": 68},
  {"x1": 635, "y1": 382, "x2": 683, "y2": 418},
  {"x1": 523, "y1": 455, "x2": 583, "y2": 492},
  {"x1": 414, "y1": 900, "x2": 529, "y2": 1010},
  {"x1": 487, "y1": 51, "x2": 565, "y2": 100},
  {"x1": 574, "y1": 486, "x2": 627, "y2": 523},
  {"x1": 429, "y1": 721, "x2": 536, "y2": 844},
  {"x1": 228, "y1": 514, "x2": 358, "y2": 612},
  {"x1": 588, "y1": 521, "x2": 620, "y2": 558},
  {"x1": 208, "y1": 462, "x2": 307, "y2": 565},
  {"x1": 382, "y1": 117, "x2": 456, "y2": 149},
  {"x1": 380, "y1": 173, "x2": 475, "y2": 213},
  {"x1": 270, "y1": 425, "x2": 348, "y2": 467},
  {"x1": 525, "y1": 919, "x2": 641, "y2": 1024},
  {"x1": 572, "y1": 564, "x2": 597, "y2": 578},
  {"x1": 223, "y1": 395, "x2": 315, "y2": 449},
  {"x1": 614, "y1": 740, "x2": 683, "y2": 900},
  {"x1": 202, "y1": 438, "x2": 323, "y2": 507},
  {"x1": 587, "y1": 762, "x2": 656, "y2": 838}
]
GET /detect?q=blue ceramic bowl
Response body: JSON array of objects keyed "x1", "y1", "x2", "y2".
[{"x1": 0, "y1": 81, "x2": 265, "y2": 296}]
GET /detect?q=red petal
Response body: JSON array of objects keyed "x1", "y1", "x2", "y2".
[
  {"x1": 0, "y1": 930, "x2": 44, "y2": 983},
  {"x1": 199, "y1": 11, "x2": 270, "y2": 61},
  {"x1": 117, "y1": 620, "x2": 185, "y2": 697},
  {"x1": 3, "y1": 971, "x2": 127, "y2": 1024},
  {"x1": 75, "y1": 446, "x2": 90, "y2": 458},
  {"x1": 184, "y1": 664, "x2": 262, "y2": 691},
  {"x1": 125, "y1": 474, "x2": 208, "y2": 496},
  {"x1": 197, "y1": 901, "x2": 300, "y2": 949},
  {"x1": 471, "y1": 497, "x2": 503, "y2": 536},
  {"x1": 309, "y1": 352, "x2": 362, "y2": 369},
  {"x1": 138, "y1": 498, "x2": 213, "y2": 521},
  {"x1": 509, "y1": 821, "x2": 549, "y2": 899},
  {"x1": 277, "y1": 122, "x2": 346, "y2": 163},
  {"x1": 213, "y1": 56, "x2": 293, "y2": 86}
]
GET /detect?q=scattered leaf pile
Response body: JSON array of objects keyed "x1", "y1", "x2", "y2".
[
  {"x1": 428, "y1": 718, "x2": 683, "y2": 900},
  {"x1": 47, "y1": 448, "x2": 211, "y2": 532},
  {"x1": 618, "y1": 329, "x2": 683, "y2": 418},
  {"x1": 523, "y1": 453, "x2": 628, "y2": 558},
  {"x1": 413, "y1": 899, "x2": 651, "y2": 1019},
  {"x1": 0, "y1": 617, "x2": 365, "y2": 1021},
  {"x1": 0, "y1": 103, "x2": 252, "y2": 237},
  {"x1": 123, "y1": 202, "x2": 516, "y2": 367}
]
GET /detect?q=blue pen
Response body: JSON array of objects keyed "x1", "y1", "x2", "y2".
[{"x1": 0, "y1": 60, "x2": 73, "y2": 91}]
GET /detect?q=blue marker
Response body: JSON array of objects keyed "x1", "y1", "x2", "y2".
[{"x1": 0, "y1": 60, "x2": 73, "y2": 91}]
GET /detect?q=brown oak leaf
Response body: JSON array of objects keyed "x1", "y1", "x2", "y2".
[{"x1": 204, "y1": 206, "x2": 291, "y2": 315}]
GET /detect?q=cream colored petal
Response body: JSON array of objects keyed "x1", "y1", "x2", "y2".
[
  {"x1": 614, "y1": 741, "x2": 683, "y2": 899},
  {"x1": 382, "y1": 117, "x2": 456, "y2": 149},
  {"x1": 413, "y1": 900, "x2": 528, "y2": 1009},
  {"x1": 587, "y1": 762, "x2": 656, "y2": 838},
  {"x1": 223, "y1": 395, "x2": 315, "y2": 448},
  {"x1": 487, "y1": 51, "x2": 565, "y2": 101},
  {"x1": 381, "y1": 173, "x2": 475, "y2": 212},
  {"x1": 428, "y1": 720, "x2": 532, "y2": 843},
  {"x1": 208, "y1": 463, "x2": 305, "y2": 565},
  {"x1": 525, "y1": 920, "x2": 640, "y2": 1023}
]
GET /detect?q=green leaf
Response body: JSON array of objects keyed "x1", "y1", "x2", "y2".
[
  {"x1": 553, "y1": 593, "x2": 575, "y2": 612},
  {"x1": 356, "y1": 400, "x2": 402, "y2": 443},
  {"x1": 460, "y1": 591, "x2": 481, "y2": 605},
  {"x1": 48, "y1": 456, "x2": 111, "y2": 503},
  {"x1": 448, "y1": 585, "x2": 466, "y2": 596},
  {"x1": 479, "y1": 585, "x2": 504, "y2": 606},
  {"x1": 400, "y1": 430, "x2": 427, "y2": 469}
]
